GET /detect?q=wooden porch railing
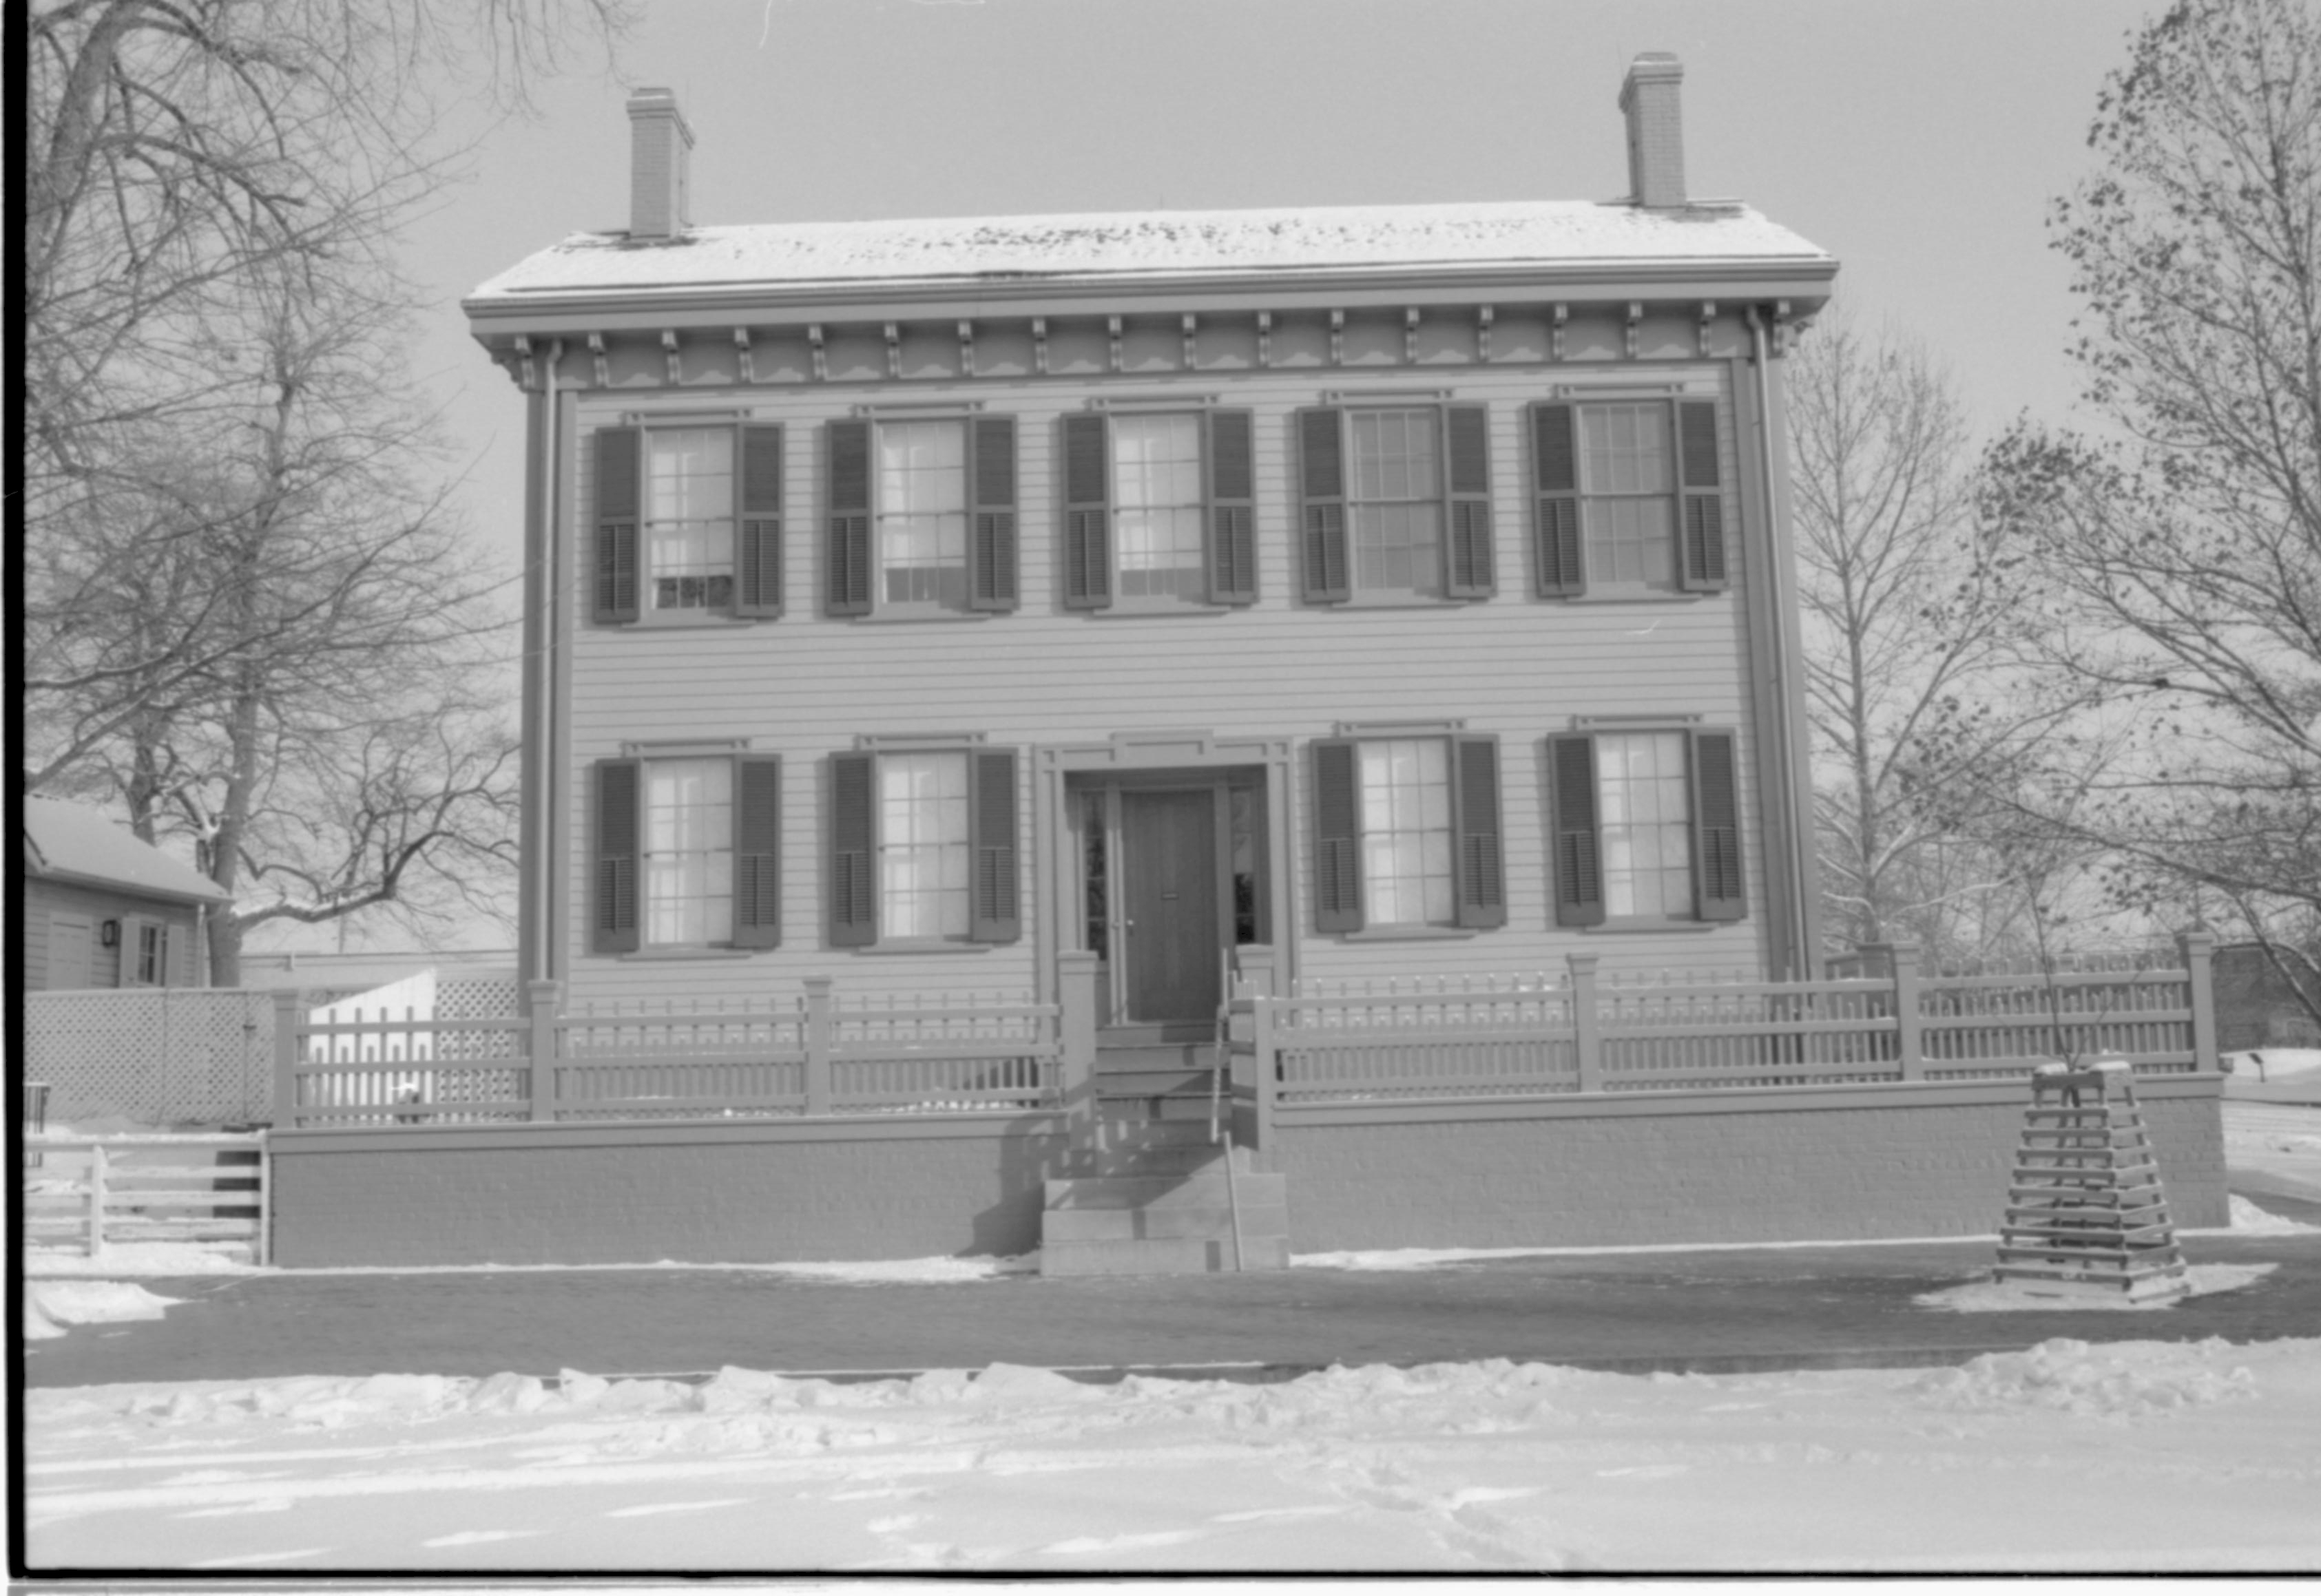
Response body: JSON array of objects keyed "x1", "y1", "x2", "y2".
[{"x1": 275, "y1": 974, "x2": 1081, "y2": 1129}]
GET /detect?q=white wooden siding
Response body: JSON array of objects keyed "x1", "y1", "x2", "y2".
[{"x1": 562, "y1": 361, "x2": 1776, "y2": 1005}]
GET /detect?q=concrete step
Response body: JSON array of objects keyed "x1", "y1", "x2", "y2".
[
  {"x1": 1044, "y1": 1172, "x2": 1287, "y2": 1210},
  {"x1": 1061, "y1": 1146, "x2": 1242, "y2": 1178},
  {"x1": 1040, "y1": 1234, "x2": 1291, "y2": 1277},
  {"x1": 1043, "y1": 1201, "x2": 1290, "y2": 1243},
  {"x1": 1095, "y1": 1071, "x2": 1219, "y2": 1100}
]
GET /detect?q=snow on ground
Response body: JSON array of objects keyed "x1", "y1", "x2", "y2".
[
  {"x1": 1914, "y1": 1261, "x2": 2276, "y2": 1312},
  {"x1": 23, "y1": 1337, "x2": 2321, "y2": 1573},
  {"x1": 2225, "y1": 1047, "x2": 2321, "y2": 1082}
]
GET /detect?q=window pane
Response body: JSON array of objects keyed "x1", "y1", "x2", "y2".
[
  {"x1": 644, "y1": 758, "x2": 733, "y2": 945},
  {"x1": 1597, "y1": 732, "x2": 1692, "y2": 918},
  {"x1": 1113, "y1": 416, "x2": 1205, "y2": 598},
  {"x1": 645, "y1": 429, "x2": 735, "y2": 611},
  {"x1": 1357, "y1": 738, "x2": 1453, "y2": 926},
  {"x1": 877, "y1": 423, "x2": 969, "y2": 610},
  {"x1": 879, "y1": 752, "x2": 970, "y2": 938},
  {"x1": 1348, "y1": 410, "x2": 1441, "y2": 596}
]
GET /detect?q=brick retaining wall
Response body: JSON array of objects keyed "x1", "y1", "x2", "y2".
[
  {"x1": 266, "y1": 1082, "x2": 2226, "y2": 1266},
  {"x1": 1271, "y1": 1082, "x2": 2227, "y2": 1250},
  {"x1": 269, "y1": 1116, "x2": 1072, "y2": 1266}
]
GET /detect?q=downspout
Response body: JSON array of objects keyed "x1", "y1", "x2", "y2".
[
  {"x1": 534, "y1": 340, "x2": 565, "y2": 989},
  {"x1": 1745, "y1": 306, "x2": 1813, "y2": 980}
]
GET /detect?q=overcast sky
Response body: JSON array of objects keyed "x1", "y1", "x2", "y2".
[{"x1": 407, "y1": 0, "x2": 2157, "y2": 571}]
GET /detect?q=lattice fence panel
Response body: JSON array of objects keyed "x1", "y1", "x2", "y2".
[{"x1": 25, "y1": 991, "x2": 277, "y2": 1126}]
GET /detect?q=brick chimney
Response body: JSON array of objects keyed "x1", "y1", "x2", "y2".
[
  {"x1": 1619, "y1": 54, "x2": 1685, "y2": 209},
  {"x1": 627, "y1": 87, "x2": 694, "y2": 240}
]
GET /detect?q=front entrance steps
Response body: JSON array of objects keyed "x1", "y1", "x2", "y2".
[
  {"x1": 1039, "y1": 1109, "x2": 1289, "y2": 1277},
  {"x1": 1094, "y1": 1042, "x2": 1216, "y2": 1102}
]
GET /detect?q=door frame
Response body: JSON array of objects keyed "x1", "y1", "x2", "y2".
[{"x1": 1034, "y1": 732, "x2": 1296, "y2": 1027}]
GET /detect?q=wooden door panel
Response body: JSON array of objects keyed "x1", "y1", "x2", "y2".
[{"x1": 1122, "y1": 790, "x2": 1220, "y2": 1022}]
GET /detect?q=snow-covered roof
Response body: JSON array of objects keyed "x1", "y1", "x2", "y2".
[
  {"x1": 21, "y1": 797, "x2": 233, "y2": 905},
  {"x1": 469, "y1": 198, "x2": 1833, "y2": 302}
]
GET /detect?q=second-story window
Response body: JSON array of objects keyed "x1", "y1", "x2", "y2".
[
  {"x1": 646, "y1": 428, "x2": 735, "y2": 613},
  {"x1": 1577, "y1": 404, "x2": 1674, "y2": 589},
  {"x1": 877, "y1": 422, "x2": 969, "y2": 612},
  {"x1": 1349, "y1": 410, "x2": 1445, "y2": 598},
  {"x1": 1298, "y1": 403, "x2": 1494, "y2": 604},
  {"x1": 826, "y1": 415, "x2": 1019, "y2": 619},
  {"x1": 1532, "y1": 398, "x2": 1729, "y2": 598},
  {"x1": 1113, "y1": 414, "x2": 1207, "y2": 600}
]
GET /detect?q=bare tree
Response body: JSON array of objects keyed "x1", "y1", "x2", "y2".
[
  {"x1": 1979, "y1": 0, "x2": 2321, "y2": 1027},
  {"x1": 1789, "y1": 309, "x2": 2079, "y2": 963}
]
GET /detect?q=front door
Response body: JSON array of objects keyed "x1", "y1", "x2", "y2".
[{"x1": 1121, "y1": 790, "x2": 1222, "y2": 1024}]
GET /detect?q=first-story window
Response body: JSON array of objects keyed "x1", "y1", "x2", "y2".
[
  {"x1": 1549, "y1": 727, "x2": 1746, "y2": 925},
  {"x1": 877, "y1": 751, "x2": 970, "y2": 938},
  {"x1": 1359, "y1": 738, "x2": 1455, "y2": 926},
  {"x1": 643, "y1": 758, "x2": 734, "y2": 945},
  {"x1": 829, "y1": 746, "x2": 1021, "y2": 947},
  {"x1": 1595, "y1": 731, "x2": 1692, "y2": 917},
  {"x1": 592, "y1": 755, "x2": 782, "y2": 954},
  {"x1": 1533, "y1": 398, "x2": 1729, "y2": 597},
  {"x1": 1311, "y1": 733, "x2": 1503, "y2": 934}
]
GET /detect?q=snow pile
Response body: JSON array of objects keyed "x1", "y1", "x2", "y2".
[
  {"x1": 1915, "y1": 1261, "x2": 2277, "y2": 1313},
  {"x1": 25, "y1": 1242, "x2": 267, "y2": 1279},
  {"x1": 30, "y1": 1283, "x2": 185, "y2": 1325},
  {"x1": 2225, "y1": 1195, "x2": 2321, "y2": 1235},
  {"x1": 1907, "y1": 1337, "x2": 2260, "y2": 1420},
  {"x1": 26, "y1": 1340, "x2": 2321, "y2": 1572},
  {"x1": 2225, "y1": 1048, "x2": 2321, "y2": 1082}
]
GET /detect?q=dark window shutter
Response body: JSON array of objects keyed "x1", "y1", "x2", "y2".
[
  {"x1": 1298, "y1": 407, "x2": 1350, "y2": 602},
  {"x1": 1548, "y1": 735, "x2": 1605, "y2": 927},
  {"x1": 1452, "y1": 735, "x2": 1507, "y2": 929},
  {"x1": 1530, "y1": 403, "x2": 1584, "y2": 597},
  {"x1": 1207, "y1": 408, "x2": 1258, "y2": 604},
  {"x1": 594, "y1": 428, "x2": 641, "y2": 623},
  {"x1": 1692, "y1": 728, "x2": 1747, "y2": 921},
  {"x1": 970, "y1": 748, "x2": 1021, "y2": 943},
  {"x1": 1676, "y1": 401, "x2": 1729, "y2": 591},
  {"x1": 1444, "y1": 405, "x2": 1495, "y2": 600},
  {"x1": 1061, "y1": 412, "x2": 1111, "y2": 609},
  {"x1": 968, "y1": 415, "x2": 1019, "y2": 611},
  {"x1": 594, "y1": 759, "x2": 641, "y2": 953},
  {"x1": 736, "y1": 423, "x2": 783, "y2": 618},
  {"x1": 829, "y1": 753, "x2": 877, "y2": 946},
  {"x1": 1311, "y1": 738, "x2": 1362, "y2": 932},
  {"x1": 826, "y1": 420, "x2": 873, "y2": 616},
  {"x1": 733, "y1": 755, "x2": 782, "y2": 947}
]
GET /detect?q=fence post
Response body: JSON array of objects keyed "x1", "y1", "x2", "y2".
[
  {"x1": 1861, "y1": 942, "x2": 1926, "y2": 1082},
  {"x1": 803, "y1": 977, "x2": 833, "y2": 1116},
  {"x1": 2177, "y1": 927, "x2": 2219, "y2": 1074},
  {"x1": 526, "y1": 980, "x2": 560, "y2": 1121},
  {"x1": 1057, "y1": 953, "x2": 1098, "y2": 1148},
  {"x1": 87, "y1": 1143, "x2": 107, "y2": 1259},
  {"x1": 1568, "y1": 954, "x2": 1603, "y2": 1092},
  {"x1": 1249, "y1": 989, "x2": 1276, "y2": 1151},
  {"x1": 271, "y1": 991, "x2": 303, "y2": 1128}
]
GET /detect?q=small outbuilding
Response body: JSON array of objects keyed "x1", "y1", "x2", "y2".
[{"x1": 20, "y1": 797, "x2": 231, "y2": 989}]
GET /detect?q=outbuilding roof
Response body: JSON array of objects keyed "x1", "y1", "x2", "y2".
[
  {"x1": 468, "y1": 198, "x2": 1833, "y2": 302},
  {"x1": 22, "y1": 797, "x2": 233, "y2": 905}
]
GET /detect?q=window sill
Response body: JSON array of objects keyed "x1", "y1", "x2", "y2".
[
  {"x1": 847, "y1": 609, "x2": 994, "y2": 626},
  {"x1": 1579, "y1": 919, "x2": 1725, "y2": 934},
  {"x1": 630, "y1": 611, "x2": 754, "y2": 628},
  {"x1": 1558, "y1": 589, "x2": 1707, "y2": 605},
  {"x1": 1344, "y1": 925, "x2": 1478, "y2": 942},
  {"x1": 1324, "y1": 595, "x2": 1470, "y2": 610},
  {"x1": 853, "y1": 939, "x2": 996, "y2": 955},
  {"x1": 1090, "y1": 596, "x2": 1233, "y2": 616},
  {"x1": 618, "y1": 947, "x2": 760, "y2": 961}
]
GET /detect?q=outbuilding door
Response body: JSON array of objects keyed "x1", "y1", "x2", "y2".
[{"x1": 1121, "y1": 789, "x2": 1222, "y2": 1025}]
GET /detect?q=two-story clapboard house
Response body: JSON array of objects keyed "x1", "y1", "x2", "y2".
[
  {"x1": 471, "y1": 55, "x2": 1830, "y2": 1028},
  {"x1": 272, "y1": 52, "x2": 2141, "y2": 1274}
]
